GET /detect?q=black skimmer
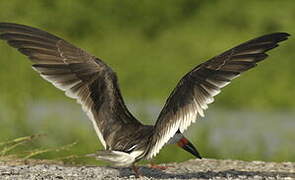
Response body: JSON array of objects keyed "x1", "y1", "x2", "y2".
[{"x1": 0, "y1": 22, "x2": 289, "y2": 176}]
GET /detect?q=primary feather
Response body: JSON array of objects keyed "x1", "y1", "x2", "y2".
[
  {"x1": 145, "y1": 32, "x2": 290, "y2": 159},
  {"x1": 0, "y1": 22, "x2": 289, "y2": 163}
]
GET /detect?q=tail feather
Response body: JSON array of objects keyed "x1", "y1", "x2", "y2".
[{"x1": 86, "y1": 150, "x2": 136, "y2": 166}]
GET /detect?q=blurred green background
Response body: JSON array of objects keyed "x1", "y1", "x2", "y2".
[{"x1": 0, "y1": 0, "x2": 294, "y2": 165}]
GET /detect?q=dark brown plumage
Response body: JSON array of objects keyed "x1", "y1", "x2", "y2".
[
  {"x1": 0, "y1": 22, "x2": 290, "y2": 170},
  {"x1": 0, "y1": 22, "x2": 143, "y2": 152},
  {"x1": 145, "y1": 32, "x2": 290, "y2": 158}
]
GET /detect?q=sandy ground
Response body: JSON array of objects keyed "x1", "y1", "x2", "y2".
[{"x1": 0, "y1": 158, "x2": 294, "y2": 180}]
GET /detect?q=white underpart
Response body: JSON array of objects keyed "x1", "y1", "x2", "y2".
[{"x1": 97, "y1": 150, "x2": 144, "y2": 166}]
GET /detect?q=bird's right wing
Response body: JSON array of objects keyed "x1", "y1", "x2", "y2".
[
  {"x1": 145, "y1": 32, "x2": 290, "y2": 159},
  {"x1": 0, "y1": 23, "x2": 142, "y2": 149}
]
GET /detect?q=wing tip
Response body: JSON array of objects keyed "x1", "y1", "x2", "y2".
[{"x1": 264, "y1": 32, "x2": 290, "y2": 43}]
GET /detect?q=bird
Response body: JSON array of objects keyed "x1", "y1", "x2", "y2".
[{"x1": 0, "y1": 22, "x2": 289, "y2": 177}]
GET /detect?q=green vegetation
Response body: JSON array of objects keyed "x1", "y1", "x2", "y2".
[{"x1": 0, "y1": 1, "x2": 294, "y2": 165}]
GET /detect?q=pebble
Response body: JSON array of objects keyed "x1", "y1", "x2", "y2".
[{"x1": 0, "y1": 158, "x2": 294, "y2": 180}]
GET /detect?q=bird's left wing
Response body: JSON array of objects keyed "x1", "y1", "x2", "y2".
[
  {"x1": 0, "y1": 23, "x2": 142, "y2": 149},
  {"x1": 145, "y1": 32, "x2": 290, "y2": 159}
]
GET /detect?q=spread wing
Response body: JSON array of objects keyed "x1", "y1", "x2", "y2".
[
  {"x1": 0, "y1": 22, "x2": 142, "y2": 149},
  {"x1": 145, "y1": 32, "x2": 290, "y2": 159}
]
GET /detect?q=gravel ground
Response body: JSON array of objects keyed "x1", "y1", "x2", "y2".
[{"x1": 0, "y1": 158, "x2": 294, "y2": 180}]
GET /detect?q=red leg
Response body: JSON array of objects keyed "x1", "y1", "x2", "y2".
[
  {"x1": 132, "y1": 163, "x2": 141, "y2": 178},
  {"x1": 149, "y1": 162, "x2": 174, "y2": 170}
]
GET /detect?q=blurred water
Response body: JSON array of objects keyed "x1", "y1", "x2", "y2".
[{"x1": 25, "y1": 100, "x2": 295, "y2": 160}]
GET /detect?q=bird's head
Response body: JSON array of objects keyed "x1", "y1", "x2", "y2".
[
  {"x1": 170, "y1": 132, "x2": 202, "y2": 159},
  {"x1": 177, "y1": 136, "x2": 202, "y2": 159}
]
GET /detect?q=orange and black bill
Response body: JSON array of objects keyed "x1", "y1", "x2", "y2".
[{"x1": 177, "y1": 137, "x2": 202, "y2": 159}]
